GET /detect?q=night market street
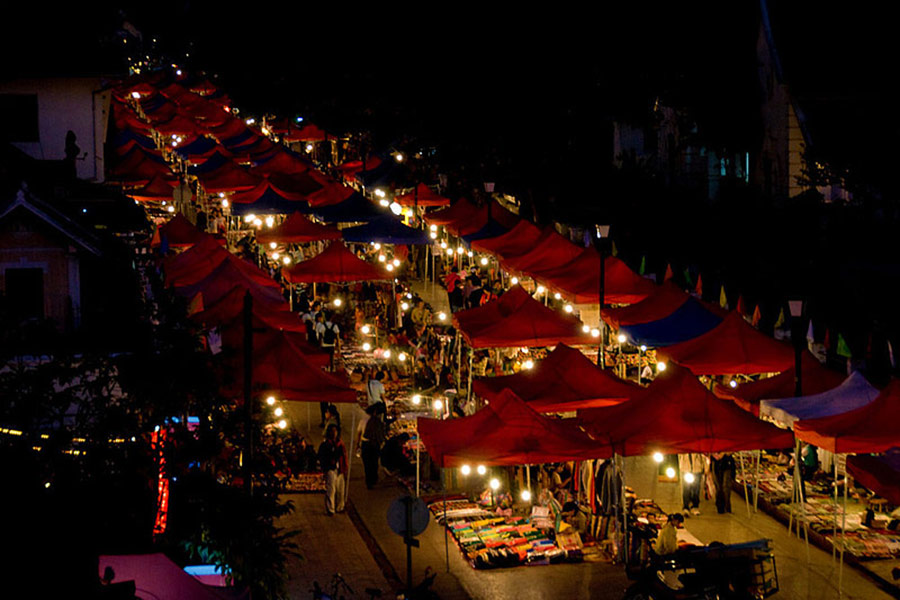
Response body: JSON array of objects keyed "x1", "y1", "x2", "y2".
[{"x1": 5, "y1": 5, "x2": 900, "y2": 600}]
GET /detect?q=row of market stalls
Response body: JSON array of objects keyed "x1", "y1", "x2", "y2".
[{"x1": 107, "y1": 70, "x2": 900, "y2": 591}]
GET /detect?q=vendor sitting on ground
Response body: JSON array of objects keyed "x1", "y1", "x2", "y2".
[
  {"x1": 560, "y1": 501, "x2": 590, "y2": 537},
  {"x1": 654, "y1": 512, "x2": 685, "y2": 556}
]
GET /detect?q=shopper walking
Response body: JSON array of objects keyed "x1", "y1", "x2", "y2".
[
  {"x1": 679, "y1": 453, "x2": 706, "y2": 516},
  {"x1": 318, "y1": 424, "x2": 347, "y2": 515},
  {"x1": 710, "y1": 452, "x2": 736, "y2": 514}
]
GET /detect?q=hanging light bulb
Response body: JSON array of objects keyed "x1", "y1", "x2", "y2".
[
  {"x1": 489, "y1": 478, "x2": 500, "y2": 491},
  {"x1": 684, "y1": 472, "x2": 695, "y2": 484},
  {"x1": 305, "y1": 143, "x2": 314, "y2": 152},
  {"x1": 433, "y1": 399, "x2": 443, "y2": 411},
  {"x1": 510, "y1": 277, "x2": 519, "y2": 285},
  {"x1": 430, "y1": 231, "x2": 438, "y2": 239},
  {"x1": 522, "y1": 359, "x2": 534, "y2": 370},
  {"x1": 266, "y1": 396, "x2": 276, "y2": 406},
  {"x1": 272, "y1": 252, "x2": 280, "y2": 260},
  {"x1": 333, "y1": 298, "x2": 342, "y2": 307},
  {"x1": 401, "y1": 302, "x2": 410, "y2": 311},
  {"x1": 221, "y1": 199, "x2": 229, "y2": 208},
  {"x1": 666, "y1": 467, "x2": 676, "y2": 479},
  {"x1": 392, "y1": 258, "x2": 401, "y2": 267},
  {"x1": 269, "y1": 242, "x2": 277, "y2": 249},
  {"x1": 657, "y1": 362, "x2": 667, "y2": 372},
  {"x1": 521, "y1": 489, "x2": 532, "y2": 502},
  {"x1": 617, "y1": 334, "x2": 627, "y2": 344},
  {"x1": 590, "y1": 328, "x2": 600, "y2": 338},
  {"x1": 653, "y1": 452, "x2": 664, "y2": 463},
  {"x1": 460, "y1": 464, "x2": 472, "y2": 476},
  {"x1": 564, "y1": 304, "x2": 574, "y2": 313},
  {"x1": 361, "y1": 325, "x2": 371, "y2": 335},
  {"x1": 729, "y1": 379, "x2": 738, "y2": 389},
  {"x1": 398, "y1": 352, "x2": 407, "y2": 362},
  {"x1": 244, "y1": 214, "x2": 256, "y2": 223},
  {"x1": 362, "y1": 342, "x2": 371, "y2": 351},
  {"x1": 480, "y1": 257, "x2": 489, "y2": 266},
  {"x1": 277, "y1": 419, "x2": 287, "y2": 429},
  {"x1": 440, "y1": 241, "x2": 447, "y2": 249},
  {"x1": 437, "y1": 312, "x2": 446, "y2": 321},
  {"x1": 274, "y1": 407, "x2": 284, "y2": 417},
  {"x1": 378, "y1": 254, "x2": 387, "y2": 262},
  {"x1": 386, "y1": 264, "x2": 394, "y2": 272},
  {"x1": 536, "y1": 285, "x2": 546, "y2": 295},
  {"x1": 582, "y1": 325, "x2": 591, "y2": 333},
  {"x1": 554, "y1": 293, "x2": 562, "y2": 300},
  {"x1": 374, "y1": 243, "x2": 382, "y2": 250},
  {"x1": 411, "y1": 394, "x2": 421, "y2": 405},
  {"x1": 477, "y1": 465, "x2": 487, "y2": 475},
  {"x1": 640, "y1": 345, "x2": 647, "y2": 352},
  {"x1": 390, "y1": 202, "x2": 402, "y2": 215},
  {"x1": 282, "y1": 256, "x2": 291, "y2": 265},
  {"x1": 383, "y1": 349, "x2": 391, "y2": 359},
  {"x1": 379, "y1": 199, "x2": 390, "y2": 207}
]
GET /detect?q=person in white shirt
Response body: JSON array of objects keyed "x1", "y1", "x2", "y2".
[{"x1": 366, "y1": 370, "x2": 386, "y2": 407}]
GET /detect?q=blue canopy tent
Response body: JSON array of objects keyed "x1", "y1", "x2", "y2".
[
  {"x1": 355, "y1": 159, "x2": 403, "y2": 188},
  {"x1": 310, "y1": 192, "x2": 386, "y2": 223},
  {"x1": 462, "y1": 218, "x2": 510, "y2": 243},
  {"x1": 174, "y1": 136, "x2": 220, "y2": 159},
  {"x1": 229, "y1": 186, "x2": 312, "y2": 216},
  {"x1": 186, "y1": 150, "x2": 232, "y2": 175},
  {"x1": 112, "y1": 129, "x2": 157, "y2": 150},
  {"x1": 341, "y1": 216, "x2": 430, "y2": 245},
  {"x1": 620, "y1": 297, "x2": 723, "y2": 348},
  {"x1": 221, "y1": 128, "x2": 257, "y2": 149},
  {"x1": 760, "y1": 371, "x2": 880, "y2": 428}
]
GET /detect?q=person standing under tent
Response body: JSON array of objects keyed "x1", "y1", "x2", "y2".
[
  {"x1": 679, "y1": 453, "x2": 706, "y2": 516},
  {"x1": 318, "y1": 424, "x2": 347, "y2": 515},
  {"x1": 360, "y1": 403, "x2": 387, "y2": 489},
  {"x1": 710, "y1": 452, "x2": 736, "y2": 514}
]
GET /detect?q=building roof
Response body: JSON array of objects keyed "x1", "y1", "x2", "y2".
[{"x1": 0, "y1": 184, "x2": 101, "y2": 256}]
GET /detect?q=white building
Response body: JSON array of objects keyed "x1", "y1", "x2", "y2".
[{"x1": 0, "y1": 77, "x2": 112, "y2": 182}]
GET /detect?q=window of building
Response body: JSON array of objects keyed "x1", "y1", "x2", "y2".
[
  {"x1": 3, "y1": 267, "x2": 44, "y2": 320},
  {"x1": 0, "y1": 94, "x2": 40, "y2": 143}
]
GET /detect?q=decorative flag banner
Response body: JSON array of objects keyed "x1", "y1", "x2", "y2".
[
  {"x1": 719, "y1": 286, "x2": 728, "y2": 310},
  {"x1": 751, "y1": 305, "x2": 761, "y2": 328},
  {"x1": 888, "y1": 340, "x2": 896, "y2": 368},
  {"x1": 773, "y1": 308, "x2": 785, "y2": 330},
  {"x1": 806, "y1": 320, "x2": 815, "y2": 345},
  {"x1": 736, "y1": 295, "x2": 746, "y2": 315},
  {"x1": 836, "y1": 334, "x2": 853, "y2": 358},
  {"x1": 664, "y1": 264, "x2": 674, "y2": 282},
  {"x1": 611, "y1": 241, "x2": 618, "y2": 257},
  {"x1": 694, "y1": 273, "x2": 702, "y2": 297},
  {"x1": 639, "y1": 256, "x2": 646, "y2": 275},
  {"x1": 824, "y1": 329, "x2": 831, "y2": 350},
  {"x1": 682, "y1": 268, "x2": 692, "y2": 286}
]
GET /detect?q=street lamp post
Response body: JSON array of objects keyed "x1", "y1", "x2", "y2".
[
  {"x1": 595, "y1": 225, "x2": 610, "y2": 368},
  {"x1": 789, "y1": 300, "x2": 804, "y2": 397}
]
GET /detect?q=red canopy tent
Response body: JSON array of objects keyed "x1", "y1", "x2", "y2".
[
  {"x1": 153, "y1": 214, "x2": 213, "y2": 249},
  {"x1": 423, "y1": 198, "x2": 479, "y2": 227},
  {"x1": 451, "y1": 201, "x2": 519, "y2": 237},
  {"x1": 165, "y1": 245, "x2": 273, "y2": 290},
  {"x1": 283, "y1": 123, "x2": 328, "y2": 142},
  {"x1": 205, "y1": 117, "x2": 248, "y2": 140},
  {"x1": 473, "y1": 343, "x2": 640, "y2": 412},
  {"x1": 499, "y1": 228, "x2": 583, "y2": 276},
  {"x1": 229, "y1": 179, "x2": 309, "y2": 206},
  {"x1": 470, "y1": 220, "x2": 544, "y2": 259},
  {"x1": 127, "y1": 175, "x2": 176, "y2": 203},
  {"x1": 174, "y1": 259, "x2": 284, "y2": 307},
  {"x1": 417, "y1": 389, "x2": 610, "y2": 467},
  {"x1": 579, "y1": 365, "x2": 795, "y2": 455},
  {"x1": 395, "y1": 184, "x2": 451, "y2": 207},
  {"x1": 712, "y1": 350, "x2": 845, "y2": 415},
  {"x1": 846, "y1": 450, "x2": 900, "y2": 508},
  {"x1": 337, "y1": 156, "x2": 382, "y2": 179},
  {"x1": 249, "y1": 150, "x2": 310, "y2": 176},
  {"x1": 162, "y1": 235, "x2": 228, "y2": 283},
  {"x1": 218, "y1": 324, "x2": 330, "y2": 370},
  {"x1": 531, "y1": 252, "x2": 656, "y2": 305},
  {"x1": 453, "y1": 285, "x2": 593, "y2": 348},
  {"x1": 601, "y1": 282, "x2": 691, "y2": 330},
  {"x1": 305, "y1": 180, "x2": 356, "y2": 207},
  {"x1": 282, "y1": 242, "x2": 389, "y2": 284},
  {"x1": 227, "y1": 333, "x2": 356, "y2": 403},
  {"x1": 154, "y1": 113, "x2": 200, "y2": 136},
  {"x1": 794, "y1": 380, "x2": 900, "y2": 453},
  {"x1": 195, "y1": 160, "x2": 261, "y2": 193},
  {"x1": 256, "y1": 212, "x2": 341, "y2": 245},
  {"x1": 659, "y1": 312, "x2": 795, "y2": 376},
  {"x1": 266, "y1": 172, "x2": 326, "y2": 198}
]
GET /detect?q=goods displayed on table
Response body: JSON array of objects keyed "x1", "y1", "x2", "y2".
[{"x1": 283, "y1": 472, "x2": 326, "y2": 493}]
